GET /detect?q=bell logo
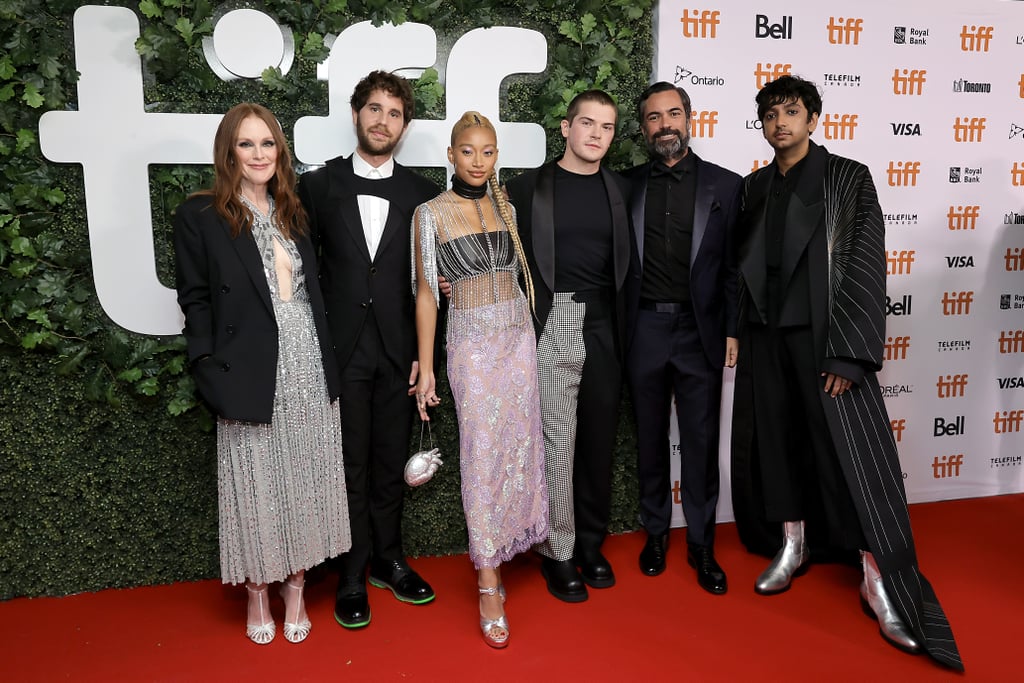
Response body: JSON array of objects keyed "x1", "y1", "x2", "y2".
[
  {"x1": 827, "y1": 17, "x2": 863, "y2": 45},
  {"x1": 933, "y1": 416, "x2": 965, "y2": 437},
  {"x1": 890, "y1": 418, "x2": 906, "y2": 442},
  {"x1": 884, "y1": 336, "x2": 910, "y2": 360},
  {"x1": 953, "y1": 117, "x2": 986, "y2": 142},
  {"x1": 754, "y1": 62, "x2": 792, "y2": 89},
  {"x1": 936, "y1": 374, "x2": 968, "y2": 398},
  {"x1": 680, "y1": 10, "x2": 720, "y2": 38},
  {"x1": 886, "y1": 161, "x2": 921, "y2": 187},
  {"x1": 891, "y1": 68, "x2": 926, "y2": 95},
  {"x1": 691, "y1": 110, "x2": 719, "y2": 138},
  {"x1": 947, "y1": 205, "x2": 980, "y2": 230},
  {"x1": 941, "y1": 291, "x2": 974, "y2": 315},
  {"x1": 960, "y1": 25, "x2": 994, "y2": 52},
  {"x1": 1005, "y1": 247, "x2": 1024, "y2": 271},
  {"x1": 822, "y1": 114, "x2": 858, "y2": 140},
  {"x1": 755, "y1": 15, "x2": 792, "y2": 40},
  {"x1": 885, "y1": 294, "x2": 912, "y2": 316},
  {"x1": 886, "y1": 249, "x2": 915, "y2": 275},
  {"x1": 1012, "y1": 162, "x2": 1024, "y2": 187},
  {"x1": 932, "y1": 454, "x2": 964, "y2": 478},
  {"x1": 998, "y1": 330, "x2": 1024, "y2": 353},
  {"x1": 994, "y1": 410, "x2": 1024, "y2": 433}
]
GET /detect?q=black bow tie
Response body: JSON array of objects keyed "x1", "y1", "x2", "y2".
[{"x1": 651, "y1": 162, "x2": 685, "y2": 181}]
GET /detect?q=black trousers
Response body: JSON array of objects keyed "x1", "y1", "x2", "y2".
[
  {"x1": 335, "y1": 308, "x2": 414, "y2": 580},
  {"x1": 627, "y1": 305, "x2": 721, "y2": 547},
  {"x1": 748, "y1": 323, "x2": 865, "y2": 551}
]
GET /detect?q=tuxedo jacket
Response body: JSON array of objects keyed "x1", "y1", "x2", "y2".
[
  {"x1": 173, "y1": 194, "x2": 340, "y2": 423},
  {"x1": 623, "y1": 154, "x2": 741, "y2": 367},
  {"x1": 505, "y1": 161, "x2": 633, "y2": 353},
  {"x1": 297, "y1": 155, "x2": 440, "y2": 372}
]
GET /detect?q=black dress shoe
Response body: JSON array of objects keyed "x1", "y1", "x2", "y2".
[
  {"x1": 334, "y1": 577, "x2": 371, "y2": 628},
  {"x1": 687, "y1": 544, "x2": 728, "y2": 595},
  {"x1": 368, "y1": 559, "x2": 436, "y2": 604},
  {"x1": 639, "y1": 533, "x2": 668, "y2": 576},
  {"x1": 540, "y1": 557, "x2": 588, "y2": 603},
  {"x1": 575, "y1": 550, "x2": 615, "y2": 588}
]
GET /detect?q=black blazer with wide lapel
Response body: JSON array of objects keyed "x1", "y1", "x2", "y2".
[
  {"x1": 173, "y1": 194, "x2": 340, "y2": 423},
  {"x1": 506, "y1": 161, "x2": 633, "y2": 353},
  {"x1": 624, "y1": 153, "x2": 741, "y2": 367},
  {"x1": 298, "y1": 155, "x2": 440, "y2": 372}
]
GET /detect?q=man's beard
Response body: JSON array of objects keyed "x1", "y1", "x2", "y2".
[
  {"x1": 647, "y1": 128, "x2": 689, "y2": 162},
  {"x1": 356, "y1": 123, "x2": 399, "y2": 157}
]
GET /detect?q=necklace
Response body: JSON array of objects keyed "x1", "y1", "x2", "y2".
[{"x1": 451, "y1": 174, "x2": 488, "y2": 199}]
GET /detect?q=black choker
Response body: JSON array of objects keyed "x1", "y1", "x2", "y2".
[{"x1": 451, "y1": 174, "x2": 488, "y2": 199}]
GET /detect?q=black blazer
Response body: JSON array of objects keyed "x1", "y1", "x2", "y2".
[
  {"x1": 173, "y1": 195, "x2": 340, "y2": 423},
  {"x1": 505, "y1": 161, "x2": 633, "y2": 352},
  {"x1": 297, "y1": 155, "x2": 440, "y2": 371},
  {"x1": 624, "y1": 153, "x2": 741, "y2": 367}
]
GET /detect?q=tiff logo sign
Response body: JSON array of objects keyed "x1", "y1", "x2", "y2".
[
  {"x1": 936, "y1": 374, "x2": 968, "y2": 398},
  {"x1": 892, "y1": 68, "x2": 926, "y2": 95},
  {"x1": 994, "y1": 410, "x2": 1024, "y2": 433},
  {"x1": 1012, "y1": 163, "x2": 1024, "y2": 187},
  {"x1": 822, "y1": 114, "x2": 858, "y2": 140},
  {"x1": 932, "y1": 454, "x2": 964, "y2": 478},
  {"x1": 681, "y1": 10, "x2": 720, "y2": 38},
  {"x1": 887, "y1": 250, "x2": 915, "y2": 274},
  {"x1": 691, "y1": 110, "x2": 719, "y2": 138},
  {"x1": 941, "y1": 291, "x2": 974, "y2": 315},
  {"x1": 947, "y1": 205, "x2": 980, "y2": 230},
  {"x1": 754, "y1": 62, "x2": 792, "y2": 89},
  {"x1": 1020, "y1": 74, "x2": 1024, "y2": 99},
  {"x1": 1006, "y1": 247, "x2": 1024, "y2": 271},
  {"x1": 999, "y1": 330, "x2": 1024, "y2": 353},
  {"x1": 960, "y1": 25, "x2": 994, "y2": 52},
  {"x1": 886, "y1": 161, "x2": 921, "y2": 187},
  {"x1": 827, "y1": 17, "x2": 863, "y2": 45},
  {"x1": 953, "y1": 117, "x2": 986, "y2": 142},
  {"x1": 884, "y1": 335, "x2": 910, "y2": 361},
  {"x1": 891, "y1": 418, "x2": 906, "y2": 442},
  {"x1": 38, "y1": 7, "x2": 547, "y2": 335}
]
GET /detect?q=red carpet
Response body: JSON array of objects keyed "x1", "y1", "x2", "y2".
[{"x1": 3, "y1": 494, "x2": 1019, "y2": 681}]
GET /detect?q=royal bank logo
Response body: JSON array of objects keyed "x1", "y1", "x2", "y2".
[
  {"x1": 960, "y1": 24, "x2": 994, "y2": 52},
  {"x1": 993, "y1": 410, "x2": 1024, "y2": 433},
  {"x1": 674, "y1": 65, "x2": 726, "y2": 87},
  {"x1": 953, "y1": 116, "x2": 986, "y2": 142},
  {"x1": 932, "y1": 454, "x2": 964, "y2": 478},
  {"x1": 754, "y1": 62, "x2": 792, "y2": 89},
  {"x1": 884, "y1": 212, "x2": 919, "y2": 225},
  {"x1": 891, "y1": 122, "x2": 921, "y2": 136},
  {"x1": 947, "y1": 205, "x2": 980, "y2": 230},
  {"x1": 892, "y1": 68, "x2": 926, "y2": 95},
  {"x1": 827, "y1": 16, "x2": 863, "y2": 45},
  {"x1": 885, "y1": 294, "x2": 913, "y2": 316},
  {"x1": 755, "y1": 14, "x2": 792, "y2": 39},
  {"x1": 952, "y1": 78, "x2": 992, "y2": 93},
  {"x1": 886, "y1": 249, "x2": 915, "y2": 274},
  {"x1": 680, "y1": 9, "x2": 721, "y2": 38},
  {"x1": 822, "y1": 72, "x2": 862, "y2": 87},
  {"x1": 884, "y1": 335, "x2": 910, "y2": 360},
  {"x1": 948, "y1": 166, "x2": 982, "y2": 184},
  {"x1": 882, "y1": 385, "x2": 913, "y2": 399},
  {"x1": 1005, "y1": 247, "x2": 1024, "y2": 271},
  {"x1": 1000, "y1": 294, "x2": 1024, "y2": 310},
  {"x1": 822, "y1": 113, "x2": 858, "y2": 140},
  {"x1": 941, "y1": 290, "x2": 974, "y2": 314},
  {"x1": 894, "y1": 26, "x2": 929, "y2": 45},
  {"x1": 998, "y1": 330, "x2": 1024, "y2": 353},
  {"x1": 38, "y1": 7, "x2": 547, "y2": 335},
  {"x1": 936, "y1": 374, "x2": 968, "y2": 398},
  {"x1": 933, "y1": 416, "x2": 965, "y2": 437}
]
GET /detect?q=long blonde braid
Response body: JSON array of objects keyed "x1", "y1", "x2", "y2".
[{"x1": 488, "y1": 172, "x2": 536, "y2": 314}]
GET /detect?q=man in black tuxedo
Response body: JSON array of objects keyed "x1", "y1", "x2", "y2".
[
  {"x1": 623, "y1": 82, "x2": 740, "y2": 594},
  {"x1": 298, "y1": 70, "x2": 440, "y2": 629},
  {"x1": 505, "y1": 90, "x2": 632, "y2": 603}
]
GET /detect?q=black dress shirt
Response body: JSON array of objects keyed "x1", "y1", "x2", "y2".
[{"x1": 640, "y1": 152, "x2": 697, "y2": 303}]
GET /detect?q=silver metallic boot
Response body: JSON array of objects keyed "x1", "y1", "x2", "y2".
[
  {"x1": 755, "y1": 520, "x2": 809, "y2": 595},
  {"x1": 859, "y1": 551, "x2": 921, "y2": 653}
]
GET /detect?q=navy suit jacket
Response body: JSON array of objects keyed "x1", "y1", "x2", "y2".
[{"x1": 624, "y1": 153, "x2": 741, "y2": 367}]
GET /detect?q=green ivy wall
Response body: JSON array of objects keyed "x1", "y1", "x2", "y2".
[{"x1": 0, "y1": 0, "x2": 654, "y2": 599}]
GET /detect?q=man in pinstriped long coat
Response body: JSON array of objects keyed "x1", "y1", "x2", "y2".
[{"x1": 731, "y1": 75, "x2": 962, "y2": 671}]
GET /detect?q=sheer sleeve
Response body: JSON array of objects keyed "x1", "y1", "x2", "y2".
[{"x1": 411, "y1": 202, "x2": 441, "y2": 307}]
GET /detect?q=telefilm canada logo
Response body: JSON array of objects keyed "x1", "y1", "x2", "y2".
[
  {"x1": 822, "y1": 71, "x2": 861, "y2": 87},
  {"x1": 884, "y1": 211, "x2": 919, "y2": 226}
]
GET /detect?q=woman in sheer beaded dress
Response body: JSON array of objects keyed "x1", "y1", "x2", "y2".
[
  {"x1": 412, "y1": 112, "x2": 548, "y2": 649},
  {"x1": 173, "y1": 103, "x2": 350, "y2": 645}
]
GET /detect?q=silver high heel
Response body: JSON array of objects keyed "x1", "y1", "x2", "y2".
[
  {"x1": 755, "y1": 520, "x2": 810, "y2": 595},
  {"x1": 860, "y1": 551, "x2": 921, "y2": 653},
  {"x1": 245, "y1": 584, "x2": 275, "y2": 644},
  {"x1": 279, "y1": 578, "x2": 312, "y2": 644},
  {"x1": 478, "y1": 585, "x2": 509, "y2": 648}
]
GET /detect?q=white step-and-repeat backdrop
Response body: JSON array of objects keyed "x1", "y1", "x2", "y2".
[{"x1": 661, "y1": 0, "x2": 1024, "y2": 527}]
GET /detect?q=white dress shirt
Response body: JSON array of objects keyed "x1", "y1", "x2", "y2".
[{"x1": 351, "y1": 152, "x2": 394, "y2": 260}]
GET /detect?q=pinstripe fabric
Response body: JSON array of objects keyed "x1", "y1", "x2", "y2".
[
  {"x1": 734, "y1": 143, "x2": 962, "y2": 671},
  {"x1": 534, "y1": 292, "x2": 587, "y2": 561}
]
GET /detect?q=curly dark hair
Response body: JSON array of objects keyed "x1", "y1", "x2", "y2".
[
  {"x1": 756, "y1": 75, "x2": 822, "y2": 122},
  {"x1": 350, "y1": 70, "x2": 415, "y2": 124}
]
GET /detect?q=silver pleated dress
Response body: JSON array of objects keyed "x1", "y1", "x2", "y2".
[{"x1": 217, "y1": 197, "x2": 351, "y2": 585}]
